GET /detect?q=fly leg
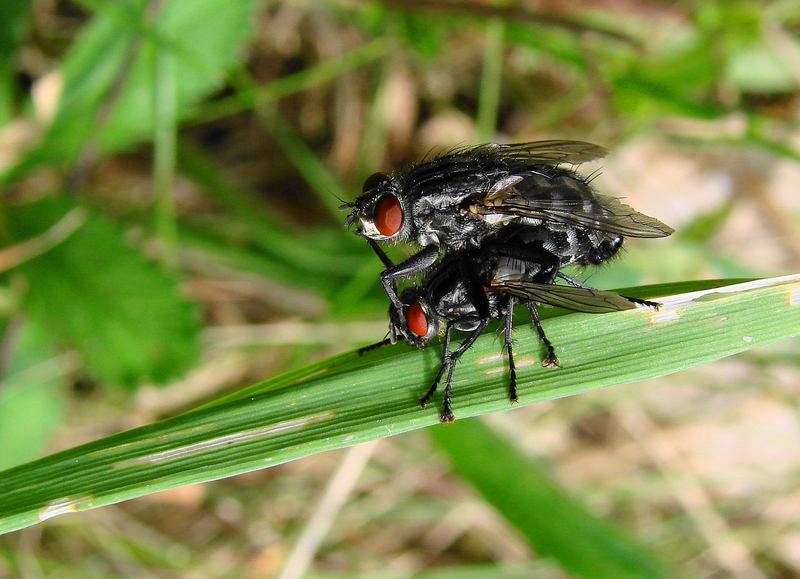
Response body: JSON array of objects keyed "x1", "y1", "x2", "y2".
[
  {"x1": 357, "y1": 337, "x2": 391, "y2": 356},
  {"x1": 419, "y1": 319, "x2": 489, "y2": 422},
  {"x1": 557, "y1": 272, "x2": 660, "y2": 310},
  {"x1": 556, "y1": 272, "x2": 592, "y2": 289},
  {"x1": 419, "y1": 322, "x2": 453, "y2": 409},
  {"x1": 366, "y1": 238, "x2": 394, "y2": 268},
  {"x1": 620, "y1": 295, "x2": 660, "y2": 309},
  {"x1": 526, "y1": 302, "x2": 560, "y2": 368},
  {"x1": 366, "y1": 239, "x2": 400, "y2": 314},
  {"x1": 439, "y1": 318, "x2": 490, "y2": 423},
  {"x1": 504, "y1": 298, "x2": 518, "y2": 402},
  {"x1": 377, "y1": 244, "x2": 440, "y2": 313}
]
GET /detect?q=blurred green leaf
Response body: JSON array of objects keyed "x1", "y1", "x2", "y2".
[
  {"x1": 0, "y1": 276, "x2": 797, "y2": 536},
  {"x1": 340, "y1": 4, "x2": 441, "y2": 58},
  {"x1": 8, "y1": 197, "x2": 199, "y2": 387},
  {"x1": 696, "y1": 1, "x2": 762, "y2": 47},
  {"x1": 0, "y1": 0, "x2": 30, "y2": 124},
  {"x1": 507, "y1": 24, "x2": 586, "y2": 69},
  {"x1": 100, "y1": 0, "x2": 257, "y2": 151},
  {"x1": 191, "y1": 38, "x2": 389, "y2": 124},
  {"x1": 252, "y1": 106, "x2": 347, "y2": 218},
  {"x1": 611, "y1": 43, "x2": 723, "y2": 123},
  {"x1": 9, "y1": 0, "x2": 257, "y2": 176},
  {"x1": 678, "y1": 202, "x2": 734, "y2": 245},
  {"x1": 430, "y1": 419, "x2": 670, "y2": 578},
  {"x1": 176, "y1": 142, "x2": 381, "y2": 304},
  {"x1": 727, "y1": 45, "x2": 796, "y2": 94},
  {"x1": 395, "y1": 12, "x2": 442, "y2": 58},
  {"x1": 0, "y1": 320, "x2": 65, "y2": 470},
  {"x1": 0, "y1": 0, "x2": 29, "y2": 58},
  {"x1": 309, "y1": 561, "x2": 559, "y2": 579},
  {"x1": 12, "y1": 0, "x2": 142, "y2": 170}
]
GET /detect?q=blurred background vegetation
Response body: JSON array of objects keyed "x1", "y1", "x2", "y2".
[{"x1": 1, "y1": 0, "x2": 800, "y2": 576}]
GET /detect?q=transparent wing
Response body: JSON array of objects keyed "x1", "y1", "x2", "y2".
[
  {"x1": 475, "y1": 140, "x2": 608, "y2": 165},
  {"x1": 490, "y1": 279, "x2": 637, "y2": 314},
  {"x1": 405, "y1": 141, "x2": 607, "y2": 193},
  {"x1": 477, "y1": 176, "x2": 674, "y2": 239}
]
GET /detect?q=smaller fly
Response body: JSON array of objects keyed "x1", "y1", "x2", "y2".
[
  {"x1": 342, "y1": 141, "x2": 673, "y2": 315},
  {"x1": 361, "y1": 226, "x2": 657, "y2": 422}
]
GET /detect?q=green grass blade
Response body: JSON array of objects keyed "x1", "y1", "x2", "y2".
[
  {"x1": 1, "y1": 276, "x2": 798, "y2": 535},
  {"x1": 176, "y1": 143, "x2": 367, "y2": 275},
  {"x1": 190, "y1": 38, "x2": 388, "y2": 125},
  {"x1": 152, "y1": 17, "x2": 179, "y2": 269},
  {"x1": 256, "y1": 106, "x2": 347, "y2": 219},
  {"x1": 0, "y1": 0, "x2": 31, "y2": 125},
  {"x1": 309, "y1": 561, "x2": 558, "y2": 579},
  {"x1": 475, "y1": 17, "x2": 504, "y2": 142},
  {"x1": 430, "y1": 419, "x2": 671, "y2": 578}
]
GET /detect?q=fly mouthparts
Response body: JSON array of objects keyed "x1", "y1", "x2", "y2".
[
  {"x1": 343, "y1": 211, "x2": 358, "y2": 229},
  {"x1": 338, "y1": 201, "x2": 355, "y2": 210}
]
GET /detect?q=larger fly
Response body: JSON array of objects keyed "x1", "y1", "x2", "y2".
[{"x1": 342, "y1": 141, "x2": 673, "y2": 314}]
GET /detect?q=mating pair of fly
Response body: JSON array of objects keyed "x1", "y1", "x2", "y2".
[{"x1": 341, "y1": 141, "x2": 673, "y2": 422}]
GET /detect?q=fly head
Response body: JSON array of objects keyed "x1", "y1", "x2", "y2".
[
  {"x1": 342, "y1": 172, "x2": 412, "y2": 242},
  {"x1": 389, "y1": 288, "x2": 439, "y2": 347}
]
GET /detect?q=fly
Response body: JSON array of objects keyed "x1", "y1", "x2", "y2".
[
  {"x1": 342, "y1": 141, "x2": 673, "y2": 315},
  {"x1": 360, "y1": 226, "x2": 658, "y2": 422}
]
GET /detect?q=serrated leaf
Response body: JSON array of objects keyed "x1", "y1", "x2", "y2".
[
  {"x1": 15, "y1": 0, "x2": 256, "y2": 171},
  {"x1": 100, "y1": 0, "x2": 257, "y2": 151},
  {"x1": 8, "y1": 197, "x2": 199, "y2": 387}
]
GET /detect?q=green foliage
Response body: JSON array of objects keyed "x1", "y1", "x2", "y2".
[
  {"x1": 0, "y1": 0, "x2": 30, "y2": 123},
  {"x1": 0, "y1": 276, "x2": 797, "y2": 537},
  {"x1": 0, "y1": 0, "x2": 30, "y2": 57},
  {"x1": 430, "y1": 419, "x2": 671, "y2": 578},
  {"x1": 727, "y1": 46, "x2": 796, "y2": 94},
  {"x1": 1, "y1": 0, "x2": 798, "y2": 573},
  {"x1": 10, "y1": 0, "x2": 257, "y2": 175},
  {"x1": 506, "y1": 24, "x2": 587, "y2": 69},
  {"x1": 0, "y1": 321, "x2": 64, "y2": 470},
  {"x1": 610, "y1": 41, "x2": 725, "y2": 123},
  {"x1": 8, "y1": 197, "x2": 199, "y2": 387},
  {"x1": 100, "y1": 0, "x2": 257, "y2": 151},
  {"x1": 678, "y1": 203, "x2": 735, "y2": 245},
  {"x1": 395, "y1": 12, "x2": 443, "y2": 58}
]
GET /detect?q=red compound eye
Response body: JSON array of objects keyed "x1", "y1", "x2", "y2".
[
  {"x1": 405, "y1": 301, "x2": 429, "y2": 338},
  {"x1": 374, "y1": 195, "x2": 403, "y2": 237}
]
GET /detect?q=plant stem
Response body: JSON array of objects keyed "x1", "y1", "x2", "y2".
[
  {"x1": 476, "y1": 18, "x2": 505, "y2": 142},
  {"x1": 153, "y1": 24, "x2": 178, "y2": 270}
]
